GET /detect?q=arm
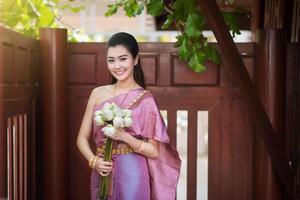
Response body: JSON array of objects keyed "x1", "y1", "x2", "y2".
[
  {"x1": 76, "y1": 88, "x2": 112, "y2": 176},
  {"x1": 111, "y1": 129, "x2": 160, "y2": 158}
]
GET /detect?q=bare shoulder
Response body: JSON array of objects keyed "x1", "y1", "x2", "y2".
[
  {"x1": 92, "y1": 85, "x2": 112, "y2": 94},
  {"x1": 91, "y1": 84, "x2": 114, "y2": 105}
]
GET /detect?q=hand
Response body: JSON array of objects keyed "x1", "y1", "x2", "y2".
[
  {"x1": 94, "y1": 154, "x2": 113, "y2": 177},
  {"x1": 108, "y1": 128, "x2": 127, "y2": 141}
]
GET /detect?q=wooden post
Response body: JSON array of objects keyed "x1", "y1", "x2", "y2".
[
  {"x1": 39, "y1": 28, "x2": 68, "y2": 200},
  {"x1": 254, "y1": 29, "x2": 285, "y2": 200},
  {"x1": 0, "y1": 26, "x2": 6, "y2": 199}
]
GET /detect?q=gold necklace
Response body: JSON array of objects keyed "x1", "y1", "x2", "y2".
[{"x1": 113, "y1": 83, "x2": 137, "y2": 107}]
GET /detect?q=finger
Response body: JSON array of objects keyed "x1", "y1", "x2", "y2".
[
  {"x1": 97, "y1": 153, "x2": 104, "y2": 157},
  {"x1": 97, "y1": 168, "x2": 111, "y2": 173},
  {"x1": 109, "y1": 136, "x2": 116, "y2": 140},
  {"x1": 103, "y1": 168, "x2": 112, "y2": 173},
  {"x1": 101, "y1": 161, "x2": 113, "y2": 166},
  {"x1": 99, "y1": 165, "x2": 112, "y2": 170},
  {"x1": 99, "y1": 171, "x2": 110, "y2": 177}
]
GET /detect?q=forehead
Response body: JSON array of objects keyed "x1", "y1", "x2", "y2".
[{"x1": 107, "y1": 45, "x2": 130, "y2": 57}]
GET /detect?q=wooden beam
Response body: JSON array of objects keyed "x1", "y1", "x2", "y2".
[{"x1": 197, "y1": 0, "x2": 295, "y2": 199}]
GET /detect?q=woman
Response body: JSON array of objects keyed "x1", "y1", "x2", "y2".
[{"x1": 77, "y1": 32, "x2": 181, "y2": 200}]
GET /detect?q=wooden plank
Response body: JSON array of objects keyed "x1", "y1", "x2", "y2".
[
  {"x1": 24, "y1": 114, "x2": 28, "y2": 200},
  {"x1": 13, "y1": 116, "x2": 18, "y2": 200},
  {"x1": 208, "y1": 100, "x2": 221, "y2": 200},
  {"x1": 8, "y1": 118, "x2": 13, "y2": 199},
  {"x1": 187, "y1": 110, "x2": 197, "y2": 200},
  {"x1": 167, "y1": 110, "x2": 177, "y2": 147},
  {"x1": 220, "y1": 98, "x2": 233, "y2": 199},
  {"x1": 19, "y1": 115, "x2": 24, "y2": 200},
  {"x1": 197, "y1": 0, "x2": 294, "y2": 199}
]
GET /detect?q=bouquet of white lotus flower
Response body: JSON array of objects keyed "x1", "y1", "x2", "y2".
[
  {"x1": 94, "y1": 102, "x2": 133, "y2": 137},
  {"x1": 94, "y1": 102, "x2": 133, "y2": 200}
]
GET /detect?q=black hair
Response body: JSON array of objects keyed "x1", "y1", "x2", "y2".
[{"x1": 107, "y1": 32, "x2": 146, "y2": 89}]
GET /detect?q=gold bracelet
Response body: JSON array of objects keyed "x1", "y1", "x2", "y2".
[
  {"x1": 134, "y1": 140, "x2": 145, "y2": 152},
  {"x1": 89, "y1": 156, "x2": 95, "y2": 167},
  {"x1": 91, "y1": 156, "x2": 99, "y2": 169},
  {"x1": 139, "y1": 140, "x2": 145, "y2": 152},
  {"x1": 89, "y1": 156, "x2": 97, "y2": 168}
]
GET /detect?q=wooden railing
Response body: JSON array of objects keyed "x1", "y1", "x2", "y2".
[{"x1": 7, "y1": 114, "x2": 28, "y2": 200}]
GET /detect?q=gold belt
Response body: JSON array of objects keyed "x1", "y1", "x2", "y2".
[{"x1": 96, "y1": 143, "x2": 134, "y2": 155}]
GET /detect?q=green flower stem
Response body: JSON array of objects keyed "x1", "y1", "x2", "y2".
[{"x1": 99, "y1": 137, "x2": 114, "y2": 200}]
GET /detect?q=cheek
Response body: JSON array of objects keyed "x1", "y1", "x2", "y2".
[
  {"x1": 107, "y1": 64, "x2": 114, "y2": 71},
  {"x1": 125, "y1": 60, "x2": 135, "y2": 69}
]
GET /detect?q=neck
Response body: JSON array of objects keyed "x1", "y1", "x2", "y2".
[{"x1": 115, "y1": 79, "x2": 137, "y2": 91}]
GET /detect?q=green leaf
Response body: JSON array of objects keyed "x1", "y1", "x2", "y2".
[
  {"x1": 178, "y1": 37, "x2": 189, "y2": 61},
  {"x1": 38, "y1": 4, "x2": 55, "y2": 26},
  {"x1": 59, "y1": 4, "x2": 84, "y2": 13},
  {"x1": 185, "y1": 13, "x2": 204, "y2": 37},
  {"x1": 172, "y1": 0, "x2": 187, "y2": 21},
  {"x1": 161, "y1": 14, "x2": 173, "y2": 29},
  {"x1": 175, "y1": 35, "x2": 184, "y2": 47},
  {"x1": 124, "y1": 0, "x2": 139, "y2": 17},
  {"x1": 188, "y1": 54, "x2": 206, "y2": 73},
  {"x1": 136, "y1": 3, "x2": 144, "y2": 16},
  {"x1": 203, "y1": 45, "x2": 222, "y2": 64},
  {"x1": 147, "y1": 0, "x2": 164, "y2": 17},
  {"x1": 105, "y1": 4, "x2": 119, "y2": 17},
  {"x1": 172, "y1": 0, "x2": 195, "y2": 22},
  {"x1": 222, "y1": 12, "x2": 241, "y2": 37},
  {"x1": 69, "y1": 6, "x2": 84, "y2": 13}
]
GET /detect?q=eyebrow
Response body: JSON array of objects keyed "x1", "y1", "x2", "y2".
[{"x1": 107, "y1": 54, "x2": 129, "y2": 59}]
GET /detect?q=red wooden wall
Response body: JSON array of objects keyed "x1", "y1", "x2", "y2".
[{"x1": 0, "y1": 27, "x2": 40, "y2": 200}]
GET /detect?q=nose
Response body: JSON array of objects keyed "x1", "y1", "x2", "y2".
[{"x1": 112, "y1": 60, "x2": 122, "y2": 69}]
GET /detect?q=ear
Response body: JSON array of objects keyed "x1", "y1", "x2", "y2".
[{"x1": 134, "y1": 55, "x2": 139, "y2": 66}]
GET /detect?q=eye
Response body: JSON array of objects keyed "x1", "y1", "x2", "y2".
[
  {"x1": 108, "y1": 59, "x2": 114, "y2": 64},
  {"x1": 120, "y1": 57, "x2": 127, "y2": 62}
]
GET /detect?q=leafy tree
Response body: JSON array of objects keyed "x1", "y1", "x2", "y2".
[
  {"x1": 0, "y1": 0, "x2": 241, "y2": 72},
  {"x1": 0, "y1": 0, "x2": 86, "y2": 41},
  {"x1": 105, "y1": 0, "x2": 241, "y2": 72}
]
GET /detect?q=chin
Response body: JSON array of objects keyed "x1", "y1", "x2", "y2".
[
  {"x1": 113, "y1": 75, "x2": 130, "y2": 82},
  {"x1": 113, "y1": 72, "x2": 132, "y2": 82}
]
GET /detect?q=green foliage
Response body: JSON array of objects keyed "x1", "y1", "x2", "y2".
[
  {"x1": 105, "y1": 0, "x2": 145, "y2": 17},
  {"x1": 147, "y1": 0, "x2": 164, "y2": 16},
  {"x1": 222, "y1": 11, "x2": 241, "y2": 37},
  {"x1": 105, "y1": 0, "x2": 241, "y2": 73},
  {"x1": 0, "y1": 0, "x2": 86, "y2": 40}
]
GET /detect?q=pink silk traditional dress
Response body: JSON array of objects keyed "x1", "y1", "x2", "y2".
[{"x1": 91, "y1": 87, "x2": 181, "y2": 200}]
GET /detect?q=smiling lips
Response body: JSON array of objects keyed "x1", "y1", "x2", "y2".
[{"x1": 114, "y1": 70, "x2": 126, "y2": 76}]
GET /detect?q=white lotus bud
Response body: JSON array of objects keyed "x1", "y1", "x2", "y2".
[
  {"x1": 123, "y1": 117, "x2": 133, "y2": 127},
  {"x1": 94, "y1": 115, "x2": 105, "y2": 126},
  {"x1": 103, "y1": 102, "x2": 111, "y2": 110},
  {"x1": 114, "y1": 107, "x2": 124, "y2": 117},
  {"x1": 123, "y1": 109, "x2": 132, "y2": 118},
  {"x1": 94, "y1": 110, "x2": 103, "y2": 116},
  {"x1": 102, "y1": 109, "x2": 114, "y2": 121},
  {"x1": 102, "y1": 124, "x2": 116, "y2": 137},
  {"x1": 110, "y1": 102, "x2": 118, "y2": 110},
  {"x1": 113, "y1": 116, "x2": 124, "y2": 128}
]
